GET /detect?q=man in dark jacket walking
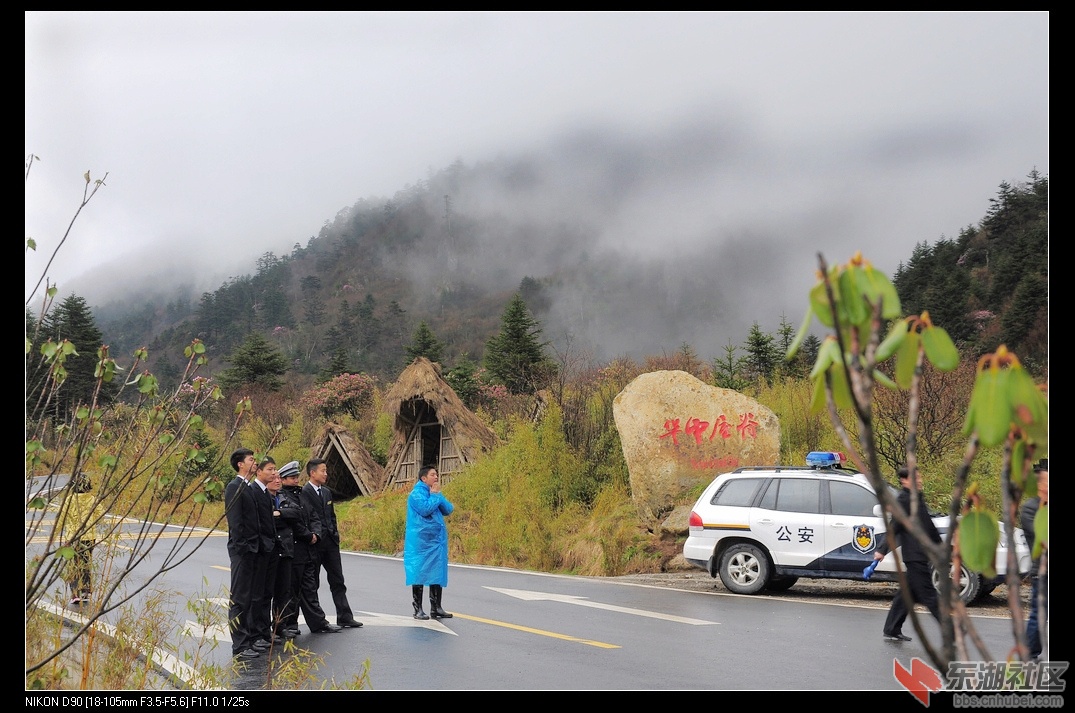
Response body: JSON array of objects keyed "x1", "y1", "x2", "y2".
[{"x1": 874, "y1": 467, "x2": 942, "y2": 642}]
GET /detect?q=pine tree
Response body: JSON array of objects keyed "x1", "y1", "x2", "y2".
[
  {"x1": 484, "y1": 293, "x2": 552, "y2": 394},
  {"x1": 744, "y1": 321, "x2": 779, "y2": 385},
  {"x1": 27, "y1": 294, "x2": 117, "y2": 420},
  {"x1": 712, "y1": 339, "x2": 749, "y2": 392},
  {"x1": 794, "y1": 334, "x2": 822, "y2": 378},
  {"x1": 405, "y1": 321, "x2": 445, "y2": 364},
  {"x1": 218, "y1": 331, "x2": 289, "y2": 392},
  {"x1": 445, "y1": 353, "x2": 481, "y2": 409},
  {"x1": 302, "y1": 274, "x2": 325, "y2": 327},
  {"x1": 318, "y1": 346, "x2": 350, "y2": 383}
]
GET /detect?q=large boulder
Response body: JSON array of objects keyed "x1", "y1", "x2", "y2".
[{"x1": 613, "y1": 370, "x2": 780, "y2": 524}]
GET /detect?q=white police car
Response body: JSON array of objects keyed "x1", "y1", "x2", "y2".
[{"x1": 682, "y1": 452, "x2": 1031, "y2": 604}]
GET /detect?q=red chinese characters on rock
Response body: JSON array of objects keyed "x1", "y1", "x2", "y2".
[
  {"x1": 710, "y1": 415, "x2": 731, "y2": 441},
  {"x1": 659, "y1": 419, "x2": 682, "y2": 445},
  {"x1": 658, "y1": 413, "x2": 759, "y2": 446},
  {"x1": 736, "y1": 412, "x2": 759, "y2": 439}
]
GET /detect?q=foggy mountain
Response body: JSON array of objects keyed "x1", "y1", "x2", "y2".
[{"x1": 76, "y1": 124, "x2": 1042, "y2": 381}]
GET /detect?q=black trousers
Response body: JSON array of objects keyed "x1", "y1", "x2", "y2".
[
  {"x1": 312, "y1": 542, "x2": 353, "y2": 623},
  {"x1": 228, "y1": 550, "x2": 258, "y2": 654},
  {"x1": 291, "y1": 552, "x2": 330, "y2": 631},
  {"x1": 66, "y1": 538, "x2": 95, "y2": 596},
  {"x1": 883, "y1": 560, "x2": 941, "y2": 635},
  {"x1": 271, "y1": 553, "x2": 292, "y2": 635},
  {"x1": 248, "y1": 550, "x2": 274, "y2": 644}
]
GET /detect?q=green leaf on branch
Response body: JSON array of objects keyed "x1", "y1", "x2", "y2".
[
  {"x1": 1033, "y1": 504, "x2": 1048, "y2": 559},
  {"x1": 1009, "y1": 368, "x2": 1048, "y2": 448},
  {"x1": 1011, "y1": 440, "x2": 1027, "y2": 489},
  {"x1": 808, "y1": 281, "x2": 834, "y2": 328},
  {"x1": 894, "y1": 329, "x2": 920, "y2": 390},
  {"x1": 960, "y1": 509, "x2": 999, "y2": 579},
  {"x1": 964, "y1": 369, "x2": 1010, "y2": 447},
  {"x1": 875, "y1": 320, "x2": 908, "y2": 363},
  {"x1": 809, "y1": 337, "x2": 840, "y2": 381},
  {"x1": 921, "y1": 325, "x2": 959, "y2": 371},
  {"x1": 872, "y1": 369, "x2": 898, "y2": 390},
  {"x1": 837, "y1": 267, "x2": 868, "y2": 327},
  {"x1": 136, "y1": 373, "x2": 159, "y2": 395},
  {"x1": 786, "y1": 307, "x2": 815, "y2": 361},
  {"x1": 855, "y1": 262, "x2": 902, "y2": 320}
]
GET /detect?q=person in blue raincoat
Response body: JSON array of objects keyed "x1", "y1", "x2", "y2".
[{"x1": 404, "y1": 465, "x2": 454, "y2": 620}]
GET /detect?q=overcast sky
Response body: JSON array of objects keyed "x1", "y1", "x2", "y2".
[{"x1": 25, "y1": 11, "x2": 1048, "y2": 336}]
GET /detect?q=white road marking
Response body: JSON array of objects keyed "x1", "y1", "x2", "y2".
[
  {"x1": 485, "y1": 587, "x2": 718, "y2": 625},
  {"x1": 182, "y1": 600, "x2": 457, "y2": 642}
]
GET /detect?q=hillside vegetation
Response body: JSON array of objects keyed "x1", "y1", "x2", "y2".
[{"x1": 28, "y1": 167, "x2": 1048, "y2": 578}]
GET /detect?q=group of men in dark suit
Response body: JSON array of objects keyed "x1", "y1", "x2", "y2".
[{"x1": 225, "y1": 449, "x2": 362, "y2": 660}]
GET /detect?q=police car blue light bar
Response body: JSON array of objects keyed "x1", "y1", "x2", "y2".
[{"x1": 806, "y1": 451, "x2": 845, "y2": 468}]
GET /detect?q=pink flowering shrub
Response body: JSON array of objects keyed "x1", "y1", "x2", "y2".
[{"x1": 300, "y1": 372, "x2": 378, "y2": 420}]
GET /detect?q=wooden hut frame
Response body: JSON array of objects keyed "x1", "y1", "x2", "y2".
[
  {"x1": 310, "y1": 423, "x2": 385, "y2": 500},
  {"x1": 382, "y1": 357, "x2": 498, "y2": 489}
]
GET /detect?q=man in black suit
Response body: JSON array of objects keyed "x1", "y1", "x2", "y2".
[
  {"x1": 874, "y1": 467, "x2": 943, "y2": 642},
  {"x1": 224, "y1": 448, "x2": 262, "y2": 660},
  {"x1": 302, "y1": 458, "x2": 362, "y2": 629},
  {"x1": 247, "y1": 457, "x2": 280, "y2": 652}
]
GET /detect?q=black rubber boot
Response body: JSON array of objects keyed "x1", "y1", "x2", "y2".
[
  {"x1": 412, "y1": 585, "x2": 429, "y2": 620},
  {"x1": 430, "y1": 584, "x2": 453, "y2": 619}
]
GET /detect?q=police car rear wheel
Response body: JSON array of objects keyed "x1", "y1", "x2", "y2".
[
  {"x1": 932, "y1": 563, "x2": 981, "y2": 604},
  {"x1": 719, "y1": 543, "x2": 770, "y2": 594}
]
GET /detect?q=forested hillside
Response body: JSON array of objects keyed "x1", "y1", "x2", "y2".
[
  {"x1": 892, "y1": 169, "x2": 1048, "y2": 376},
  {"x1": 86, "y1": 165, "x2": 1048, "y2": 394}
]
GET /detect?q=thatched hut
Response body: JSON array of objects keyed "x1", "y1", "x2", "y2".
[
  {"x1": 382, "y1": 357, "x2": 499, "y2": 489},
  {"x1": 310, "y1": 423, "x2": 385, "y2": 500}
]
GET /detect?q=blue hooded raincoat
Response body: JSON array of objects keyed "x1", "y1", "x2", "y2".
[{"x1": 404, "y1": 479, "x2": 454, "y2": 586}]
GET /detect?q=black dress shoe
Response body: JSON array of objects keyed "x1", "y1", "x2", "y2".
[
  {"x1": 883, "y1": 632, "x2": 912, "y2": 642},
  {"x1": 338, "y1": 619, "x2": 364, "y2": 628},
  {"x1": 234, "y1": 648, "x2": 260, "y2": 660},
  {"x1": 313, "y1": 624, "x2": 342, "y2": 633},
  {"x1": 283, "y1": 628, "x2": 300, "y2": 638}
]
